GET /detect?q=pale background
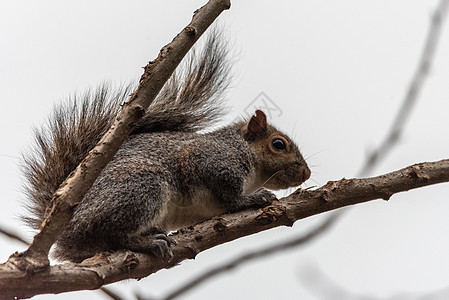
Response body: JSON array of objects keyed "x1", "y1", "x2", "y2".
[{"x1": 1, "y1": 1, "x2": 449, "y2": 299}]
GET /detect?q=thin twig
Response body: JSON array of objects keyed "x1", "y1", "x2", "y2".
[
  {"x1": 0, "y1": 227, "x2": 28, "y2": 245},
  {"x1": 359, "y1": 0, "x2": 449, "y2": 176},
  {"x1": 299, "y1": 264, "x2": 449, "y2": 300},
  {"x1": 299, "y1": 2, "x2": 449, "y2": 297},
  {"x1": 295, "y1": 3, "x2": 449, "y2": 298},
  {"x1": 100, "y1": 287, "x2": 125, "y2": 300}
]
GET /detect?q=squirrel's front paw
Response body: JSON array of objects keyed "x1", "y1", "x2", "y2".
[
  {"x1": 138, "y1": 228, "x2": 175, "y2": 259},
  {"x1": 147, "y1": 233, "x2": 175, "y2": 258},
  {"x1": 253, "y1": 189, "x2": 277, "y2": 208},
  {"x1": 228, "y1": 189, "x2": 277, "y2": 212}
]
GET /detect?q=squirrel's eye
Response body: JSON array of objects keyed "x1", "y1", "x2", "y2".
[{"x1": 272, "y1": 138, "x2": 286, "y2": 150}]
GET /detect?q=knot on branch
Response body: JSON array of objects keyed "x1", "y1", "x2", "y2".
[
  {"x1": 256, "y1": 204, "x2": 287, "y2": 225},
  {"x1": 184, "y1": 26, "x2": 197, "y2": 36},
  {"x1": 410, "y1": 164, "x2": 431, "y2": 181},
  {"x1": 321, "y1": 178, "x2": 350, "y2": 202},
  {"x1": 213, "y1": 217, "x2": 228, "y2": 233},
  {"x1": 122, "y1": 252, "x2": 139, "y2": 271},
  {"x1": 123, "y1": 103, "x2": 145, "y2": 127},
  {"x1": 7, "y1": 250, "x2": 49, "y2": 274}
]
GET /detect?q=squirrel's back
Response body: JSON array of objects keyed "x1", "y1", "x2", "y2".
[
  {"x1": 22, "y1": 30, "x2": 231, "y2": 230},
  {"x1": 22, "y1": 29, "x2": 311, "y2": 263}
]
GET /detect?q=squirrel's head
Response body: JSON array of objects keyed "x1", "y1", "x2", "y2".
[{"x1": 242, "y1": 110, "x2": 311, "y2": 190}]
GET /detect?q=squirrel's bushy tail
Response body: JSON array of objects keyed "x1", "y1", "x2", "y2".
[
  {"x1": 134, "y1": 29, "x2": 231, "y2": 133},
  {"x1": 22, "y1": 30, "x2": 231, "y2": 229},
  {"x1": 22, "y1": 85, "x2": 131, "y2": 229}
]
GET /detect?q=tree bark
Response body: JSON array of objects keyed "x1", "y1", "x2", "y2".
[{"x1": 1, "y1": 159, "x2": 448, "y2": 299}]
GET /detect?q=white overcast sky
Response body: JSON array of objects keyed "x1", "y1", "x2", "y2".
[{"x1": 1, "y1": 1, "x2": 449, "y2": 299}]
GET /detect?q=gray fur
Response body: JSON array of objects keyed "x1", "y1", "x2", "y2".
[
  {"x1": 53, "y1": 125, "x2": 263, "y2": 261},
  {"x1": 23, "y1": 31, "x2": 311, "y2": 263},
  {"x1": 22, "y1": 30, "x2": 230, "y2": 230}
]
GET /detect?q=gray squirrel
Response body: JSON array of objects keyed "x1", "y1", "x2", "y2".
[{"x1": 23, "y1": 31, "x2": 311, "y2": 262}]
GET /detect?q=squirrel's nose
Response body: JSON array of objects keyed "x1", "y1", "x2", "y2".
[{"x1": 300, "y1": 166, "x2": 311, "y2": 183}]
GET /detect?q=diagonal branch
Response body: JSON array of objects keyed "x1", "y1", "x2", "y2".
[
  {"x1": 0, "y1": 227, "x2": 28, "y2": 246},
  {"x1": 0, "y1": 159, "x2": 448, "y2": 299},
  {"x1": 299, "y1": 264, "x2": 449, "y2": 300},
  {"x1": 4, "y1": 0, "x2": 231, "y2": 273},
  {"x1": 359, "y1": 0, "x2": 449, "y2": 176}
]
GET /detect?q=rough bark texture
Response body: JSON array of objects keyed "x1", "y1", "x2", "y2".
[{"x1": 1, "y1": 159, "x2": 448, "y2": 299}]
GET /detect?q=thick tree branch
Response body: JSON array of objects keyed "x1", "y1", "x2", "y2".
[
  {"x1": 3, "y1": 0, "x2": 231, "y2": 272},
  {"x1": 0, "y1": 159, "x2": 448, "y2": 299},
  {"x1": 0, "y1": 227, "x2": 122, "y2": 300}
]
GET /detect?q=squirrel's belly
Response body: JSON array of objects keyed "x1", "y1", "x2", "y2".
[{"x1": 152, "y1": 187, "x2": 225, "y2": 232}]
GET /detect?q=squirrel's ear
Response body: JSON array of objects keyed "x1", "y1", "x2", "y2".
[{"x1": 244, "y1": 110, "x2": 267, "y2": 140}]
